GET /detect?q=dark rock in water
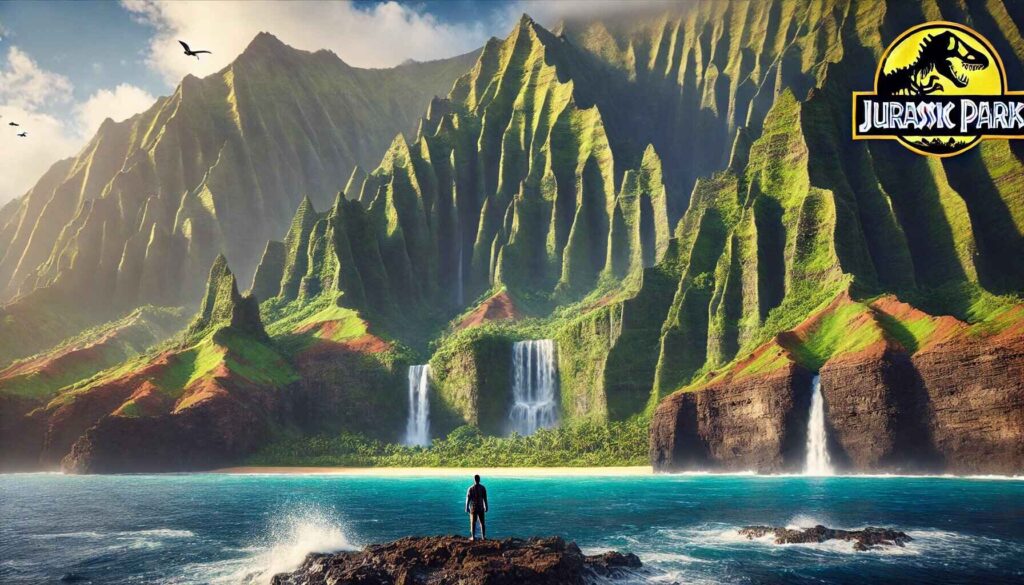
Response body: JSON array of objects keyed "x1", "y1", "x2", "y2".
[
  {"x1": 739, "y1": 524, "x2": 913, "y2": 551},
  {"x1": 59, "y1": 574, "x2": 90, "y2": 582},
  {"x1": 271, "y1": 535, "x2": 645, "y2": 585}
]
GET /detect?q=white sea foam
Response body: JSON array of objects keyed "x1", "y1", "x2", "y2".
[
  {"x1": 645, "y1": 523, "x2": 1014, "y2": 559},
  {"x1": 31, "y1": 531, "x2": 106, "y2": 539},
  {"x1": 785, "y1": 513, "x2": 833, "y2": 529},
  {"x1": 121, "y1": 528, "x2": 195, "y2": 538},
  {"x1": 185, "y1": 506, "x2": 356, "y2": 585},
  {"x1": 32, "y1": 528, "x2": 194, "y2": 540}
]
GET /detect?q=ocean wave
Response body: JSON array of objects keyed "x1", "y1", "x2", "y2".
[
  {"x1": 122, "y1": 529, "x2": 195, "y2": 538},
  {"x1": 31, "y1": 531, "x2": 106, "y2": 539},
  {"x1": 31, "y1": 528, "x2": 195, "y2": 541},
  {"x1": 181, "y1": 505, "x2": 356, "y2": 585}
]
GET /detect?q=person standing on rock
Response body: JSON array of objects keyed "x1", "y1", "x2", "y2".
[{"x1": 466, "y1": 474, "x2": 488, "y2": 541}]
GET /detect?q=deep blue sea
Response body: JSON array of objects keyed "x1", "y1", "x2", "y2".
[{"x1": 2, "y1": 472, "x2": 1023, "y2": 584}]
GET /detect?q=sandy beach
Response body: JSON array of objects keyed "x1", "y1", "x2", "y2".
[{"x1": 214, "y1": 466, "x2": 653, "y2": 476}]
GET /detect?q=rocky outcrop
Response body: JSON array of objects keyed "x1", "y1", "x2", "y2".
[
  {"x1": 271, "y1": 536, "x2": 644, "y2": 585},
  {"x1": 60, "y1": 376, "x2": 271, "y2": 474},
  {"x1": 185, "y1": 255, "x2": 267, "y2": 342},
  {"x1": 650, "y1": 359, "x2": 813, "y2": 473},
  {"x1": 739, "y1": 525, "x2": 912, "y2": 551}
]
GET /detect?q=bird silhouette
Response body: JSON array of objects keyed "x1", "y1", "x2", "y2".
[
  {"x1": 179, "y1": 40, "x2": 212, "y2": 60},
  {"x1": 17, "y1": 131, "x2": 27, "y2": 137},
  {"x1": 8, "y1": 122, "x2": 19, "y2": 127}
]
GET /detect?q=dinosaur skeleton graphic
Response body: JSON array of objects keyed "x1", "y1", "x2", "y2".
[{"x1": 878, "y1": 31, "x2": 989, "y2": 96}]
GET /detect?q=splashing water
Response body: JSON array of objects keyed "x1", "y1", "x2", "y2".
[
  {"x1": 405, "y1": 365, "x2": 431, "y2": 447},
  {"x1": 804, "y1": 375, "x2": 834, "y2": 476},
  {"x1": 509, "y1": 339, "x2": 559, "y2": 436},
  {"x1": 226, "y1": 507, "x2": 355, "y2": 585}
]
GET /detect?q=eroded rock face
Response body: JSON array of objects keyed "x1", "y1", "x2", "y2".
[
  {"x1": 271, "y1": 536, "x2": 644, "y2": 585},
  {"x1": 60, "y1": 380, "x2": 272, "y2": 474},
  {"x1": 651, "y1": 330, "x2": 1024, "y2": 475},
  {"x1": 650, "y1": 363, "x2": 813, "y2": 473},
  {"x1": 739, "y1": 525, "x2": 912, "y2": 551},
  {"x1": 822, "y1": 335, "x2": 1024, "y2": 474}
]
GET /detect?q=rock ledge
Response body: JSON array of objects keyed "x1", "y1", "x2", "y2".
[
  {"x1": 271, "y1": 535, "x2": 643, "y2": 585},
  {"x1": 739, "y1": 524, "x2": 913, "y2": 551}
]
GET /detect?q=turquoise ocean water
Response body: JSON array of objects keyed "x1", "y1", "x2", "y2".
[{"x1": 2, "y1": 473, "x2": 1023, "y2": 584}]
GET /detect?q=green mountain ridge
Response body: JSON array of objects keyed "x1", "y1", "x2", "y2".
[
  {"x1": 0, "y1": 34, "x2": 478, "y2": 367},
  {"x1": 1, "y1": 1, "x2": 1023, "y2": 473}
]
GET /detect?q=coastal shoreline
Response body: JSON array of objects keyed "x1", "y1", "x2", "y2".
[{"x1": 213, "y1": 466, "x2": 653, "y2": 476}]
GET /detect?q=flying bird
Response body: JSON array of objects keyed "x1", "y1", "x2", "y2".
[
  {"x1": 178, "y1": 40, "x2": 212, "y2": 60},
  {"x1": 8, "y1": 121, "x2": 19, "y2": 126},
  {"x1": 17, "y1": 131, "x2": 27, "y2": 137}
]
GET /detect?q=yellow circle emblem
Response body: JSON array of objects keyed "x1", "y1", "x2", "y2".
[{"x1": 854, "y1": 22, "x2": 1024, "y2": 157}]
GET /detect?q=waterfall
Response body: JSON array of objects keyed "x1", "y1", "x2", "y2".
[
  {"x1": 803, "y1": 374, "x2": 834, "y2": 476},
  {"x1": 405, "y1": 365, "x2": 431, "y2": 446},
  {"x1": 456, "y1": 242, "x2": 464, "y2": 307},
  {"x1": 509, "y1": 340, "x2": 559, "y2": 436}
]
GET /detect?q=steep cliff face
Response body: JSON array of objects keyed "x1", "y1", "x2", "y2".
[
  {"x1": 60, "y1": 365, "x2": 274, "y2": 474},
  {"x1": 820, "y1": 303, "x2": 1024, "y2": 474},
  {"x1": 0, "y1": 35, "x2": 478, "y2": 367},
  {"x1": 652, "y1": 294, "x2": 1024, "y2": 474},
  {"x1": 650, "y1": 361, "x2": 812, "y2": 473}
]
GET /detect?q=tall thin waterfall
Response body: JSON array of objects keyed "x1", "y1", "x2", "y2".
[
  {"x1": 803, "y1": 374, "x2": 834, "y2": 476},
  {"x1": 405, "y1": 365, "x2": 431, "y2": 446},
  {"x1": 509, "y1": 340, "x2": 559, "y2": 436},
  {"x1": 456, "y1": 243, "x2": 464, "y2": 307}
]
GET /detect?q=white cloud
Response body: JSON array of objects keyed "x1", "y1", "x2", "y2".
[
  {"x1": 0, "y1": 48, "x2": 154, "y2": 204},
  {"x1": 0, "y1": 47, "x2": 73, "y2": 111},
  {"x1": 514, "y1": 0, "x2": 675, "y2": 24},
  {"x1": 0, "y1": 105, "x2": 79, "y2": 205},
  {"x1": 122, "y1": 0, "x2": 498, "y2": 85},
  {"x1": 74, "y1": 83, "x2": 155, "y2": 138}
]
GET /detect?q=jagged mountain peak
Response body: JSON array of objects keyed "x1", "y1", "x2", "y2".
[
  {"x1": 240, "y1": 31, "x2": 302, "y2": 57},
  {"x1": 233, "y1": 30, "x2": 350, "y2": 71},
  {"x1": 249, "y1": 30, "x2": 286, "y2": 48},
  {"x1": 0, "y1": 28, "x2": 479, "y2": 366}
]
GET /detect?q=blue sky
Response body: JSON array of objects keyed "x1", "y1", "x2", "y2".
[
  {"x1": 1, "y1": 1, "x2": 163, "y2": 101},
  {"x1": 0, "y1": 1, "x2": 525, "y2": 101},
  {"x1": 0, "y1": 0, "x2": 613, "y2": 203}
]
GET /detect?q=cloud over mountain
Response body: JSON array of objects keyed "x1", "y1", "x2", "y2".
[{"x1": 123, "y1": 0, "x2": 497, "y2": 83}]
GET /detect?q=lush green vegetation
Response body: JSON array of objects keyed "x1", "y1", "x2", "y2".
[
  {"x1": 247, "y1": 418, "x2": 650, "y2": 467},
  {"x1": 0, "y1": 306, "x2": 187, "y2": 400},
  {"x1": 786, "y1": 301, "x2": 883, "y2": 371}
]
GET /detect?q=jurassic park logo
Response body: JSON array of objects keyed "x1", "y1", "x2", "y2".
[{"x1": 853, "y1": 21, "x2": 1024, "y2": 157}]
